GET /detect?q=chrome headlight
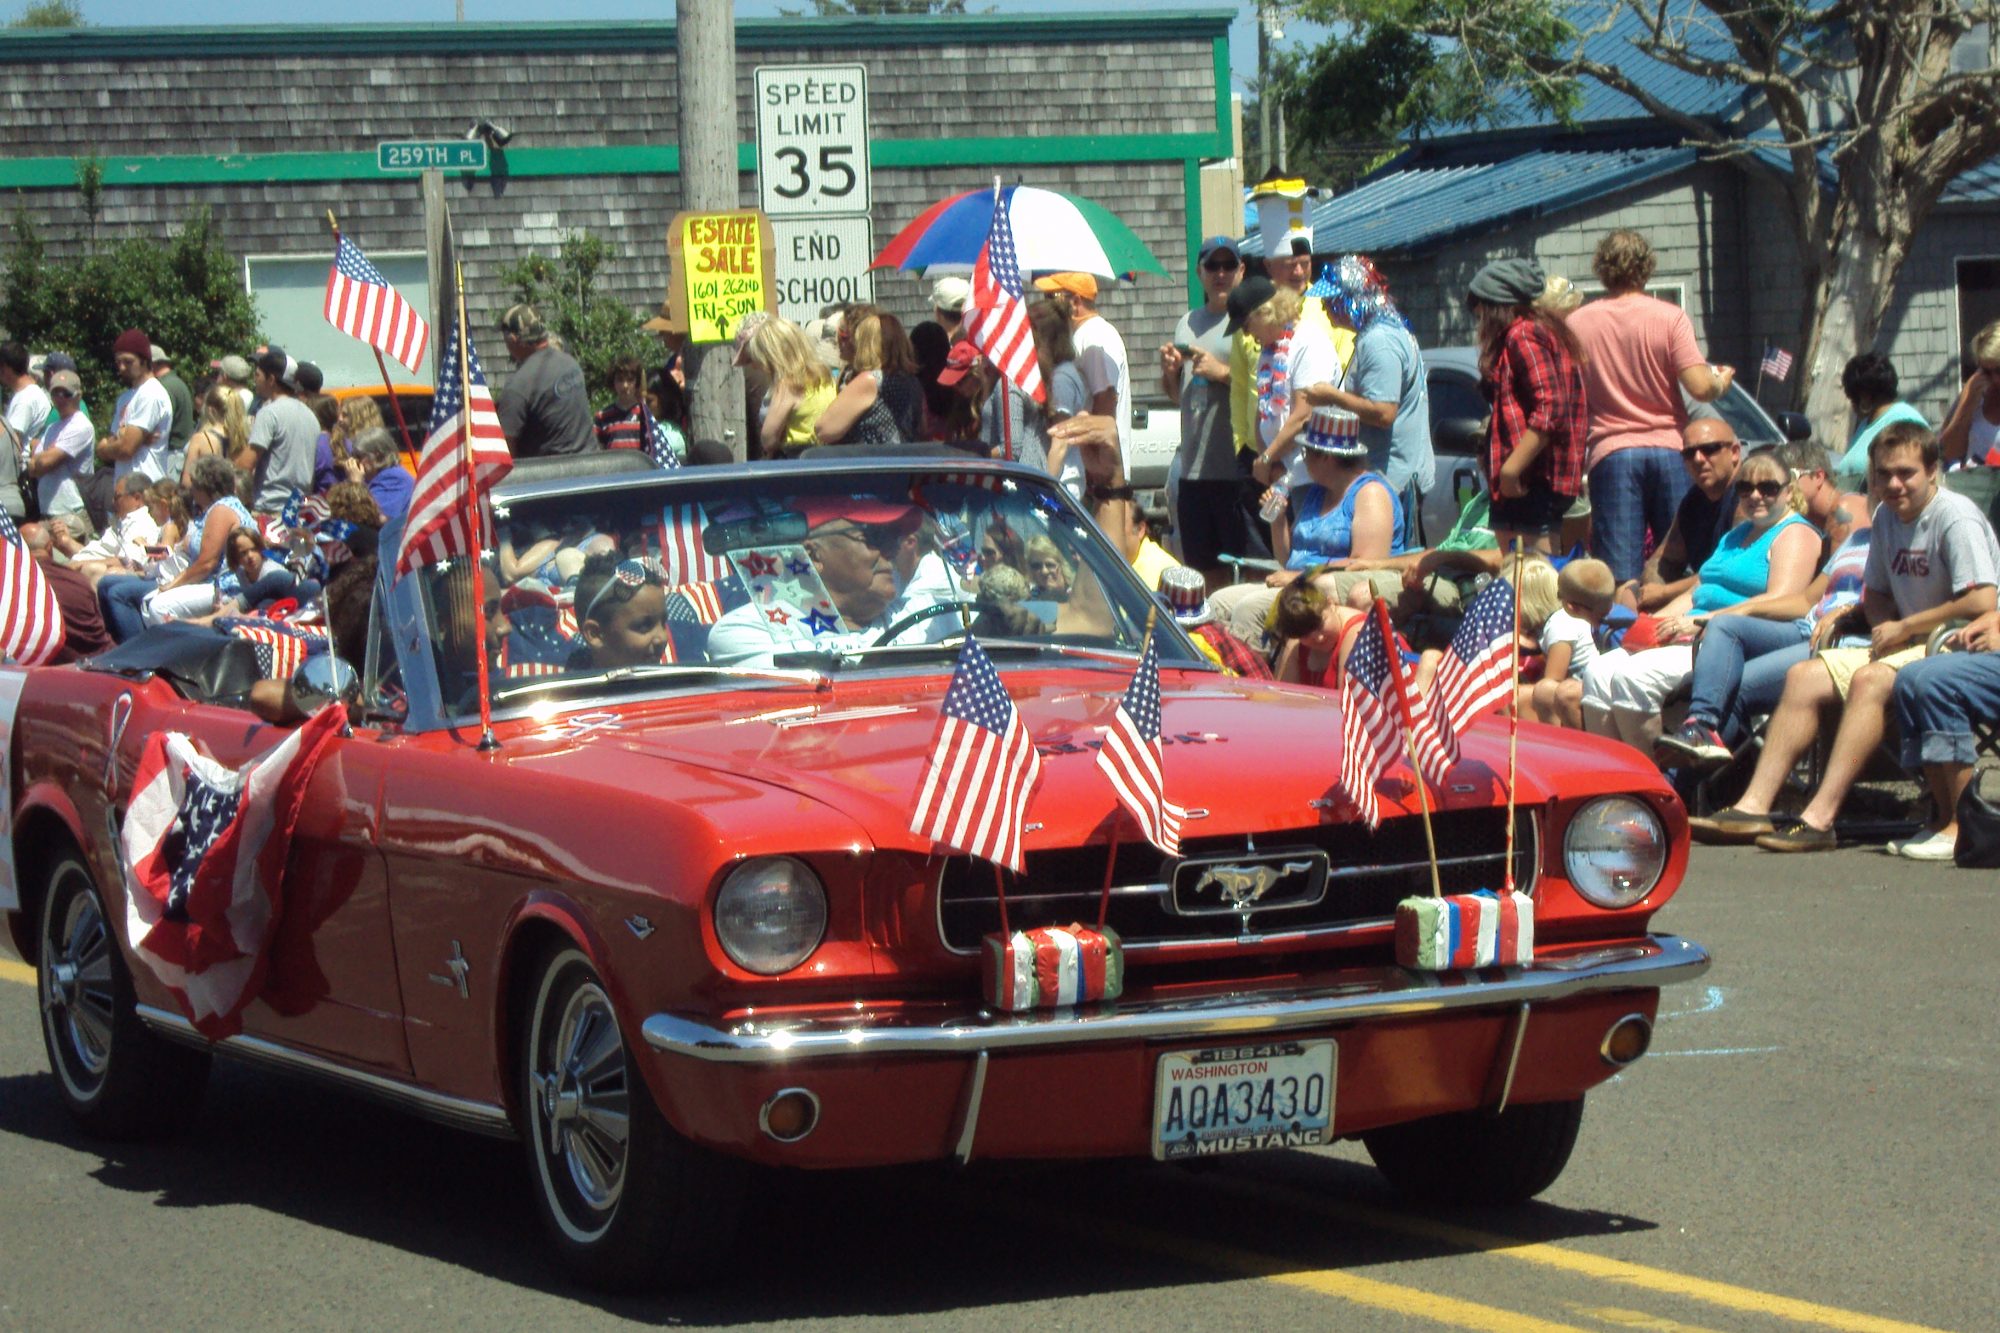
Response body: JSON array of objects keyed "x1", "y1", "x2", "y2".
[
  {"x1": 713, "y1": 857, "x2": 828, "y2": 975},
  {"x1": 1563, "y1": 797, "x2": 1668, "y2": 909}
]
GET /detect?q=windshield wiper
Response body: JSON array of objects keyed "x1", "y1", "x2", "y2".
[{"x1": 496, "y1": 662, "x2": 828, "y2": 700}]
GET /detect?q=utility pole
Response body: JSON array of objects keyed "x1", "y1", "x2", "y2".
[
  {"x1": 1257, "y1": 1, "x2": 1272, "y2": 178},
  {"x1": 676, "y1": 0, "x2": 744, "y2": 452}
]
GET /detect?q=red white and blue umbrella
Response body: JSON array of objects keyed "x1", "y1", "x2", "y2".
[{"x1": 872, "y1": 184, "x2": 1168, "y2": 281}]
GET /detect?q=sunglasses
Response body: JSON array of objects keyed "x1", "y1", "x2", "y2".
[
  {"x1": 581, "y1": 557, "x2": 664, "y2": 620},
  {"x1": 1734, "y1": 479, "x2": 1788, "y2": 500},
  {"x1": 1088, "y1": 485, "x2": 1137, "y2": 504},
  {"x1": 1681, "y1": 441, "x2": 1733, "y2": 460},
  {"x1": 50, "y1": 389, "x2": 76, "y2": 400},
  {"x1": 1202, "y1": 258, "x2": 1241, "y2": 273}
]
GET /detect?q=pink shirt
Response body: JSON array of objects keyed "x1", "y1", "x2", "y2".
[{"x1": 1567, "y1": 293, "x2": 1706, "y2": 467}]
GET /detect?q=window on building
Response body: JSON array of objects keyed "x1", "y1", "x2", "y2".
[
  {"x1": 1955, "y1": 256, "x2": 2000, "y2": 373},
  {"x1": 1577, "y1": 280, "x2": 1687, "y2": 307},
  {"x1": 243, "y1": 253, "x2": 432, "y2": 389}
]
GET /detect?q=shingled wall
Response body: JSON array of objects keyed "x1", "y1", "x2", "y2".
[{"x1": 0, "y1": 15, "x2": 1229, "y2": 397}]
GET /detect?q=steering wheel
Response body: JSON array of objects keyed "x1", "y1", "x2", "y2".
[{"x1": 872, "y1": 599, "x2": 981, "y2": 647}]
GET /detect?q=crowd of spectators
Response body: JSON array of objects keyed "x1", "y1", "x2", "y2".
[{"x1": 5, "y1": 217, "x2": 1999, "y2": 865}]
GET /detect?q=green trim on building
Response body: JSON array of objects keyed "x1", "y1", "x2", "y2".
[
  {"x1": 0, "y1": 11, "x2": 1232, "y2": 61},
  {"x1": 0, "y1": 132, "x2": 1228, "y2": 191}
]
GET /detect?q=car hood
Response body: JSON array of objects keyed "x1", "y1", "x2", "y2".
[{"x1": 497, "y1": 669, "x2": 1652, "y2": 854}]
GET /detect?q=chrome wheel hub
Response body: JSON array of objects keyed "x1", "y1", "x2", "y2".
[
  {"x1": 534, "y1": 981, "x2": 630, "y2": 1215},
  {"x1": 42, "y1": 885, "x2": 116, "y2": 1085}
]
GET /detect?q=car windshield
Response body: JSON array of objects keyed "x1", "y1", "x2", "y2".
[
  {"x1": 409, "y1": 463, "x2": 1198, "y2": 712},
  {"x1": 1689, "y1": 384, "x2": 1781, "y2": 446}
]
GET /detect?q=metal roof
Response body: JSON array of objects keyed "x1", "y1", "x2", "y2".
[
  {"x1": 1240, "y1": 147, "x2": 1696, "y2": 258},
  {"x1": 1943, "y1": 158, "x2": 2000, "y2": 205},
  {"x1": 1480, "y1": 7, "x2": 1752, "y2": 132}
]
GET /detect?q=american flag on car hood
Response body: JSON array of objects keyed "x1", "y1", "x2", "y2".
[
  {"x1": 118, "y1": 705, "x2": 346, "y2": 1039},
  {"x1": 909, "y1": 636, "x2": 1043, "y2": 873}
]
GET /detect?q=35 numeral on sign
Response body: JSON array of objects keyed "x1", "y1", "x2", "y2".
[{"x1": 769, "y1": 145, "x2": 859, "y2": 202}]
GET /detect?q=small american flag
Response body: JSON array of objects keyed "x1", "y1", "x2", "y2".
[
  {"x1": 1095, "y1": 630, "x2": 1186, "y2": 856},
  {"x1": 396, "y1": 313, "x2": 512, "y2": 576},
  {"x1": 1409, "y1": 576, "x2": 1516, "y2": 786},
  {"x1": 639, "y1": 402, "x2": 680, "y2": 471},
  {"x1": 910, "y1": 637, "x2": 1043, "y2": 874},
  {"x1": 963, "y1": 186, "x2": 1045, "y2": 404},
  {"x1": 220, "y1": 618, "x2": 330, "y2": 681},
  {"x1": 1336, "y1": 612, "x2": 1405, "y2": 829},
  {"x1": 325, "y1": 235, "x2": 430, "y2": 375},
  {"x1": 0, "y1": 509, "x2": 65, "y2": 666},
  {"x1": 1760, "y1": 346, "x2": 1794, "y2": 382},
  {"x1": 656, "y1": 504, "x2": 730, "y2": 586}
]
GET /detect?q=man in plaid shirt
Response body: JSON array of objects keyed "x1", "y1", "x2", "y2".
[{"x1": 1468, "y1": 259, "x2": 1589, "y2": 554}]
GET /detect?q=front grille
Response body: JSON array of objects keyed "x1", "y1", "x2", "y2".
[{"x1": 937, "y1": 807, "x2": 1537, "y2": 952}]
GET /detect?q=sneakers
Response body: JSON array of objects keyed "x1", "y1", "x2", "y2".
[
  {"x1": 1688, "y1": 807, "x2": 1776, "y2": 844},
  {"x1": 1654, "y1": 720, "x2": 1732, "y2": 771},
  {"x1": 1886, "y1": 830, "x2": 1957, "y2": 861},
  {"x1": 1754, "y1": 822, "x2": 1837, "y2": 853}
]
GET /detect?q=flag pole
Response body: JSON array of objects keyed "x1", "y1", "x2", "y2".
[
  {"x1": 1372, "y1": 597, "x2": 1443, "y2": 899},
  {"x1": 452, "y1": 257, "x2": 498, "y2": 752},
  {"x1": 325, "y1": 210, "x2": 420, "y2": 462},
  {"x1": 1504, "y1": 538, "x2": 1523, "y2": 894},
  {"x1": 1754, "y1": 355, "x2": 1768, "y2": 412}
]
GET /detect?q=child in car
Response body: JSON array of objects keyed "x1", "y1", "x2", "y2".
[{"x1": 570, "y1": 552, "x2": 672, "y2": 671}]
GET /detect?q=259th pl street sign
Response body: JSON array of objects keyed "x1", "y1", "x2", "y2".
[
  {"x1": 754, "y1": 64, "x2": 870, "y2": 217},
  {"x1": 375, "y1": 140, "x2": 489, "y2": 173}
]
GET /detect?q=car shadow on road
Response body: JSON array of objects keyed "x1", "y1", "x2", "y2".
[{"x1": 0, "y1": 1062, "x2": 1657, "y2": 1322}]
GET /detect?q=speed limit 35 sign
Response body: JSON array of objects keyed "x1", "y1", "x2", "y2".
[{"x1": 754, "y1": 64, "x2": 871, "y2": 217}]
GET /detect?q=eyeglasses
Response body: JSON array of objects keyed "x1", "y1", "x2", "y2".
[
  {"x1": 817, "y1": 523, "x2": 901, "y2": 553},
  {"x1": 1734, "y1": 479, "x2": 1787, "y2": 500},
  {"x1": 1681, "y1": 441, "x2": 1733, "y2": 460},
  {"x1": 1202, "y1": 258, "x2": 1241, "y2": 273},
  {"x1": 581, "y1": 557, "x2": 663, "y2": 620}
]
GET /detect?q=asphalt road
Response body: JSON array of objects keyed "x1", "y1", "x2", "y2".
[{"x1": 0, "y1": 843, "x2": 1991, "y2": 1332}]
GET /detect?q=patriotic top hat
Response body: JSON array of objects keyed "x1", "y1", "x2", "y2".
[
  {"x1": 1158, "y1": 564, "x2": 1213, "y2": 627},
  {"x1": 1248, "y1": 177, "x2": 1331, "y2": 259},
  {"x1": 1302, "y1": 406, "x2": 1365, "y2": 457}
]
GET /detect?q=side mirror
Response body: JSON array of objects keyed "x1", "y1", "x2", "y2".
[
  {"x1": 1776, "y1": 411, "x2": 1813, "y2": 441},
  {"x1": 291, "y1": 652, "x2": 360, "y2": 712}
]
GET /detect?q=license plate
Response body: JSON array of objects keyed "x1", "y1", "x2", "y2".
[{"x1": 1151, "y1": 1040, "x2": 1336, "y2": 1160}]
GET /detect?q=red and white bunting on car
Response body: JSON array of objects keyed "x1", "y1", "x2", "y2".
[{"x1": 118, "y1": 705, "x2": 345, "y2": 1039}]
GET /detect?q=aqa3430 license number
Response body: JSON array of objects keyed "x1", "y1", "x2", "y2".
[{"x1": 1152, "y1": 1040, "x2": 1335, "y2": 1160}]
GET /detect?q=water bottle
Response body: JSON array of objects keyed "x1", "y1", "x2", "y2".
[{"x1": 1258, "y1": 474, "x2": 1292, "y2": 524}]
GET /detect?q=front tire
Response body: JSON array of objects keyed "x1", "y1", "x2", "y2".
[
  {"x1": 521, "y1": 946, "x2": 742, "y2": 1291},
  {"x1": 37, "y1": 853, "x2": 209, "y2": 1138},
  {"x1": 1362, "y1": 1097, "x2": 1585, "y2": 1205}
]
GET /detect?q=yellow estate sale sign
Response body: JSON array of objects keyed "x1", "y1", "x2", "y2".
[{"x1": 669, "y1": 209, "x2": 777, "y2": 344}]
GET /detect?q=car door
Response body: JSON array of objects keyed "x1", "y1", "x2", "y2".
[
  {"x1": 110, "y1": 689, "x2": 412, "y2": 1071},
  {"x1": 1425, "y1": 366, "x2": 1491, "y2": 541}
]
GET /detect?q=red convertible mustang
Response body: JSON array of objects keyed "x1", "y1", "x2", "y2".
[{"x1": 2, "y1": 453, "x2": 1706, "y2": 1288}]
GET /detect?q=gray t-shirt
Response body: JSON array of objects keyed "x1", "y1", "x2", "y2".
[
  {"x1": 1173, "y1": 306, "x2": 1236, "y2": 482},
  {"x1": 1349, "y1": 319, "x2": 1435, "y2": 493},
  {"x1": 980, "y1": 380, "x2": 1050, "y2": 472},
  {"x1": 246, "y1": 393, "x2": 322, "y2": 513},
  {"x1": 496, "y1": 344, "x2": 598, "y2": 457},
  {"x1": 1863, "y1": 485, "x2": 2000, "y2": 617}
]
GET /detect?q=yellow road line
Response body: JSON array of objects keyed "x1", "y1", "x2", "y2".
[
  {"x1": 1222, "y1": 1175, "x2": 1953, "y2": 1333},
  {"x1": 1079, "y1": 1212, "x2": 1597, "y2": 1333},
  {"x1": 0, "y1": 957, "x2": 32, "y2": 986}
]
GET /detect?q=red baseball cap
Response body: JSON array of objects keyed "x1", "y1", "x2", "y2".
[
  {"x1": 936, "y1": 340, "x2": 982, "y2": 386},
  {"x1": 794, "y1": 496, "x2": 921, "y2": 533}
]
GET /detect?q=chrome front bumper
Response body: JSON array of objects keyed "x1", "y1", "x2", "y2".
[{"x1": 640, "y1": 935, "x2": 1709, "y2": 1066}]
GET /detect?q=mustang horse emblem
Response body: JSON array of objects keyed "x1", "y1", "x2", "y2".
[{"x1": 1195, "y1": 861, "x2": 1317, "y2": 909}]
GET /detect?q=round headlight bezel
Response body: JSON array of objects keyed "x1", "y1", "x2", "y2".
[
  {"x1": 712, "y1": 856, "x2": 829, "y2": 975},
  {"x1": 1562, "y1": 796, "x2": 1669, "y2": 910}
]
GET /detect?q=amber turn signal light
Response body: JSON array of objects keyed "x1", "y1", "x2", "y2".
[
  {"x1": 1600, "y1": 1013, "x2": 1653, "y2": 1067},
  {"x1": 759, "y1": 1087, "x2": 821, "y2": 1143}
]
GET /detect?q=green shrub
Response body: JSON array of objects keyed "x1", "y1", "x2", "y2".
[
  {"x1": 499, "y1": 230, "x2": 657, "y2": 411},
  {"x1": 1, "y1": 202, "x2": 263, "y2": 421}
]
